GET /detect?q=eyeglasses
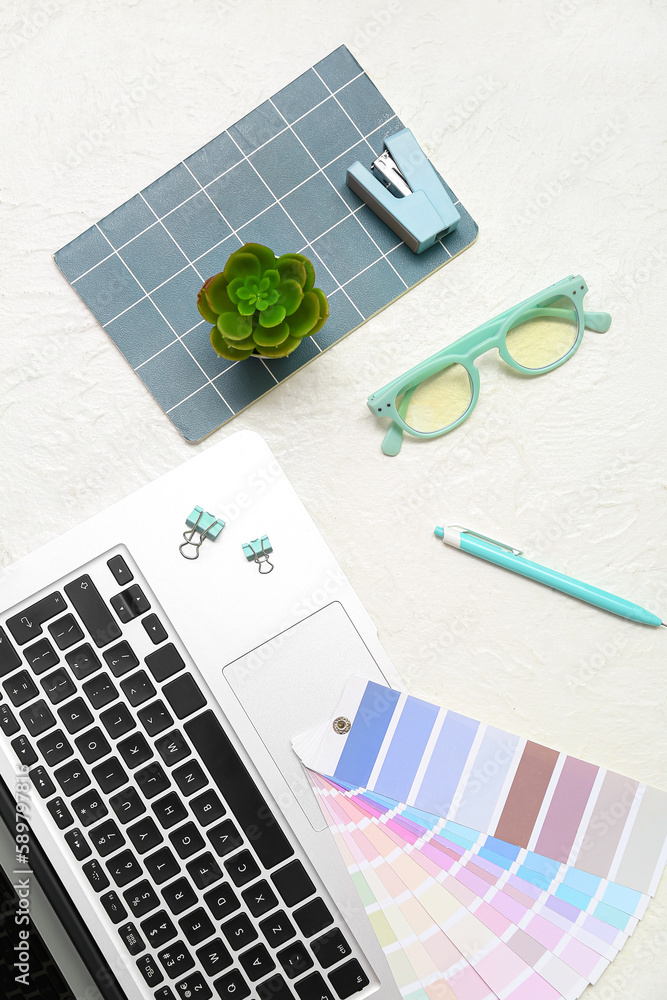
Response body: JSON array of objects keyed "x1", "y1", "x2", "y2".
[{"x1": 367, "y1": 275, "x2": 611, "y2": 456}]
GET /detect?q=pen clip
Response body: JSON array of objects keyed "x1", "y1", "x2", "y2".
[{"x1": 450, "y1": 525, "x2": 523, "y2": 556}]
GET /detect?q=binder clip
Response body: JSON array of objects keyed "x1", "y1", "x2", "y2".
[
  {"x1": 242, "y1": 535, "x2": 274, "y2": 574},
  {"x1": 179, "y1": 506, "x2": 225, "y2": 560},
  {"x1": 346, "y1": 127, "x2": 460, "y2": 254}
]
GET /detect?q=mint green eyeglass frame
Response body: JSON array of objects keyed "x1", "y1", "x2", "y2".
[{"x1": 367, "y1": 274, "x2": 611, "y2": 456}]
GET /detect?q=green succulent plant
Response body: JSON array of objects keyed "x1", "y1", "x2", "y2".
[{"x1": 197, "y1": 243, "x2": 329, "y2": 360}]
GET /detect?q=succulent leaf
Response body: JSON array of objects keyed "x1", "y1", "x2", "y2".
[
  {"x1": 217, "y1": 311, "x2": 253, "y2": 340},
  {"x1": 241, "y1": 243, "x2": 276, "y2": 272},
  {"x1": 205, "y1": 273, "x2": 233, "y2": 314},
  {"x1": 288, "y1": 291, "x2": 321, "y2": 336},
  {"x1": 210, "y1": 327, "x2": 255, "y2": 360},
  {"x1": 277, "y1": 279, "x2": 304, "y2": 317},
  {"x1": 197, "y1": 284, "x2": 219, "y2": 323},
  {"x1": 308, "y1": 287, "x2": 330, "y2": 336},
  {"x1": 223, "y1": 251, "x2": 261, "y2": 283},
  {"x1": 255, "y1": 335, "x2": 302, "y2": 358},
  {"x1": 259, "y1": 303, "x2": 287, "y2": 328},
  {"x1": 253, "y1": 321, "x2": 291, "y2": 347}
]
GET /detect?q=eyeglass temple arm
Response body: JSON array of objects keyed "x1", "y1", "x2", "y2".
[
  {"x1": 584, "y1": 311, "x2": 611, "y2": 332},
  {"x1": 381, "y1": 387, "x2": 416, "y2": 456}
]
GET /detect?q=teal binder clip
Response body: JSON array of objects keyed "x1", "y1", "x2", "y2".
[
  {"x1": 179, "y1": 506, "x2": 225, "y2": 560},
  {"x1": 242, "y1": 535, "x2": 274, "y2": 574},
  {"x1": 346, "y1": 127, "x2": 460, "y2": 254}
]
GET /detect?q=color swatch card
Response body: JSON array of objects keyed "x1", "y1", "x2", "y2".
[
  {"x1": 54, "y1": 45, "x2": 477, "y2": 442},
  {"x1": 293, "y1": 678, "x2": 667, "y2": 1000}
]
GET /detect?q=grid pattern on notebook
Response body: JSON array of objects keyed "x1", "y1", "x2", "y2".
[{"x1": 54, "y1": 46, "x2": 478, "y2": 442}]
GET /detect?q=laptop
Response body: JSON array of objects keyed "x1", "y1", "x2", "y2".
[{"x1": 0, "y1": 431, "x2": 403, "y2": 1000}]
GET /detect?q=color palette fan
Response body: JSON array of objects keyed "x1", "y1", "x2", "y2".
[{"x1": 293, "y1": 678, "x2": 667, "y2": 1000}]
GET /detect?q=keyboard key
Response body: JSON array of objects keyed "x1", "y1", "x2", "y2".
[
  {"x1": 118, "y1": 732, "x2": 152, "y2": 768},
  {"x1": 146, "y1": 847, "x2": 180, "y2": 885},
  {"x1": 83, "y1": 672, "x2": 117, "y2": 709},
  {"x1": 158, "y1": 941, "x2": 194, "y2": 979},
  {"x1": 107, "y1": 554, "x2": 133, "y2": 586},
  {"x1": 137, "y1": 700, "x2": 173, "y2": 737},
  {"x1": 0, "y1": 626, "x2": 21, "y2": 676},
  {"x1": 20, "y1": 699, "x2": 55, "y2": 736},
  {"x1": 65, "y1": 827, "x2": 92, "y2": 860},
  {"x1": 169, "y1": 822, "x2": 204, "y2": 860},
  {"x1": 72, "y1": 788, "x2": 108, "y2": 827},
  {"x1": 327, "y1": 960, "x2": 369, "y2": 999},
  {"x1": 152, "y1": 793, "x2": 187, "y2": 829},
  {"x1": 47, "y1": 796, "x2": 73, "y2": 829},
  {"x1": 75, "y1": 727, "x2": 111, "y2": 764},
  {"x1": 54, "y1": 759, "x2": 90, "y2": 796},
  {"x1": 38, "y1": 730, "x2": 73, "y2": 767},
  {"x1": 24, "y1": 638, "x2": 59, "y2": 673},
  {"x1": 295, "y1": 972, "x2": 336, "y2": 1000},
  {"x1": 173, "y1": 760, "x2": 207, "y2": 796},
  {"x1": 119, "y1": 921, "x2": 145, "y2": 956},
  {"x1": 100, "y1": 702, "x2": 135, "y2": 739},
  {"x1": 156, "y1": 989, "x2": 177, "y2": 1000},
  {"x1": 100, "y1": 890, "x2": 128, "y2": 925},
  {"x1": 176, "y1": 974, "x2": 212, "y2": 1000},
  {"x1": 179, "y1": 907, "x2": 215, "y2": 946},
  {"x1": 163, "y1": 674, "x2": 206, "y2": 720},
  {"x1": 65, "y1": 576, "x2": 121, "y2": 648},
  {"x1": 4, "y1": 670, "x2": 38, "y2": 706},
  {"x1": 107, "y1": 849, "x2": 143, "y2": 887},
  {"x1": 58, "y1": 697, "x2": 93, "y2": 734},
  {"x1": 293, "y1": 899, "x2": 333, "y2": 938},
  {"x1": 121, "y1": 670, "x2": 156, "y2": 707},
  {"x1": 311, "y1": 930, "x2": 351, "y2": 969},
  {"x1": 224, "y1": 850, "x2": 260, "y2": 887},
  {"x1": 142, "y1": 613, "x2": 168, "y2": 645},
  {"x1": 243, "y1": 880, "x2": 278, "y2": 918},
  {"x1": 162, "y1": 878, "x2": 197, "y2": 915},
  {"x1": 203, "y1": 882, "x2": 240, "y2": 921},
  {"x1": 186, "y1": 852, "x2": 223, "y2": 890},
  {"x1": 89, "y1": 819, "x2": 125, "y2": 857},
  {"x1": 111, "y1": 584, "x2": 151, "y2": 623},
  {"x1": 28, "y1": 766, "x2": 55, "y2": 799},
  {"x1": 277, "y1": 941, "x2": 312, "y2": 980},
  {"x1": 185, "y1": 711, "x2": 294, "y2": 870},
  {"x1": 142, "y1": 909, "x2": 177, "y2": 948},
  {"x1": 272, "y1": 862, "x2": 316, "y2": 907},
  {"x1": 260, "y1": 911, "x2": 295, "y2": 949},
  {"x1": 221, "y1": 913, "x2": 257, "y2": 951},
  {"x1": 128, "y1": 816, "x2": 163, "y2": 854},
  {"x1": 65, "y1": 644, "x2": 102, "y2": 680},
  {"x1": 191, "y1": 789, "x2": 224, "y2": 827},
  {"x1": 82, "y1": 858, "x2": 110, "y2": 891},
  {"x1": 197, "y1": 938, "x2": 232, "y2": 977},
  {"x1": 11, "y1": 735, "x2": 38, "y2": 767},
  {"x1": 145, "y1": 644, "x2": 185, "y2": 682},
  {"x1": 136, "y1": 761, "x2": 170, "y2": 799},
  {"x1": 103, "y1": 640, "x2": 139, "y2": 677},
  {"x1": 93, "y1": 757, "x2": 128, "y2": 794},
  {"x1": 137, "y1": 953, "x2": 164, "y2": 987},
  {"x1": 110, "y1": 787, "x2": 145, "y2": 823},
  {"x1": 7, "y1": 592, "x2": 66, "y2": 644},
  {"x1": 125, "y1": 881, "x2": 160, "y2": 918},
  {"x1": 208, "y1": 819, "x2": 243, "y2": 858},
  {"x1": 258, "y1": 975, "x2": 294, "y2": 1000},
  {"x1": 41, "y1": 668, "x2": 76, "y2": 704},
  {"x1": 212, "y1": 969, "x2": 250, "y2": 1000},
  {"x1": 48, "y1": 615, "x2": 84, "y2": 651},
  {"x1": 156, "y1": 731, "x2": 190, "y2": 767},
  {"x1": 240, "y1": 943, "x2": 276, "y2": 982},
  {"x1": 0, "y1": 704, "x2": 19, "y2": 736}
]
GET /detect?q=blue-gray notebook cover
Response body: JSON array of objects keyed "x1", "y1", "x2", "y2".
[{"x1": 55, "y1": 46, "x2": 478, "y2": 442}]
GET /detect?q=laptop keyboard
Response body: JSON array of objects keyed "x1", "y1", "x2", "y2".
[{"x1": 0, "y1": 550, "x2": 371, "y2": 1000}]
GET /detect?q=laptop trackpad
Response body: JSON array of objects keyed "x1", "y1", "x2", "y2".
[{"x1": 223, "y1": 603, "x2": 392, "y2": 832}]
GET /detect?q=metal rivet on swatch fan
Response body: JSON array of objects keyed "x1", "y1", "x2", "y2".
[{"x1": 333, "y1": 717, "x2": 351, "y2": 735}]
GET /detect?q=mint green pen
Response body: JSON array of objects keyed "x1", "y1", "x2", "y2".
[{"x1": 434, "y1": 525, "x2": 665, "y2": 627}]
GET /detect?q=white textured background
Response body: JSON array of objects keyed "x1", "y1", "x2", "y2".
[{"x1": 1, "y1": 0, "x2": 666, "y2": 996}]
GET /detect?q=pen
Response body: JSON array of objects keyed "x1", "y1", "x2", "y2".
[{"x1": 434, "y1": 525, "x2": 665, "y2": 627}]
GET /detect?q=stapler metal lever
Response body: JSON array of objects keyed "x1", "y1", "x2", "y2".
[{"x1": 346, "y1": 128, "x2": 460, "y2": 254}]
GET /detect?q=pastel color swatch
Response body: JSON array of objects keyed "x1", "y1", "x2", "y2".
[{"x1": 293, "y1": 678, "x2": 667, "y2": 1000}]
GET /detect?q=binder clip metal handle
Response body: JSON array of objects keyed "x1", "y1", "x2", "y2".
[
  {"x1": 242, "y1": 536, "x2": 274, "y2": 574},
  {"x1": 346, "y1": 127, "x2": 460, "y2": 254},
  {"x1": 179, "y1": 507, "x2": 225, "y2": 560}
]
